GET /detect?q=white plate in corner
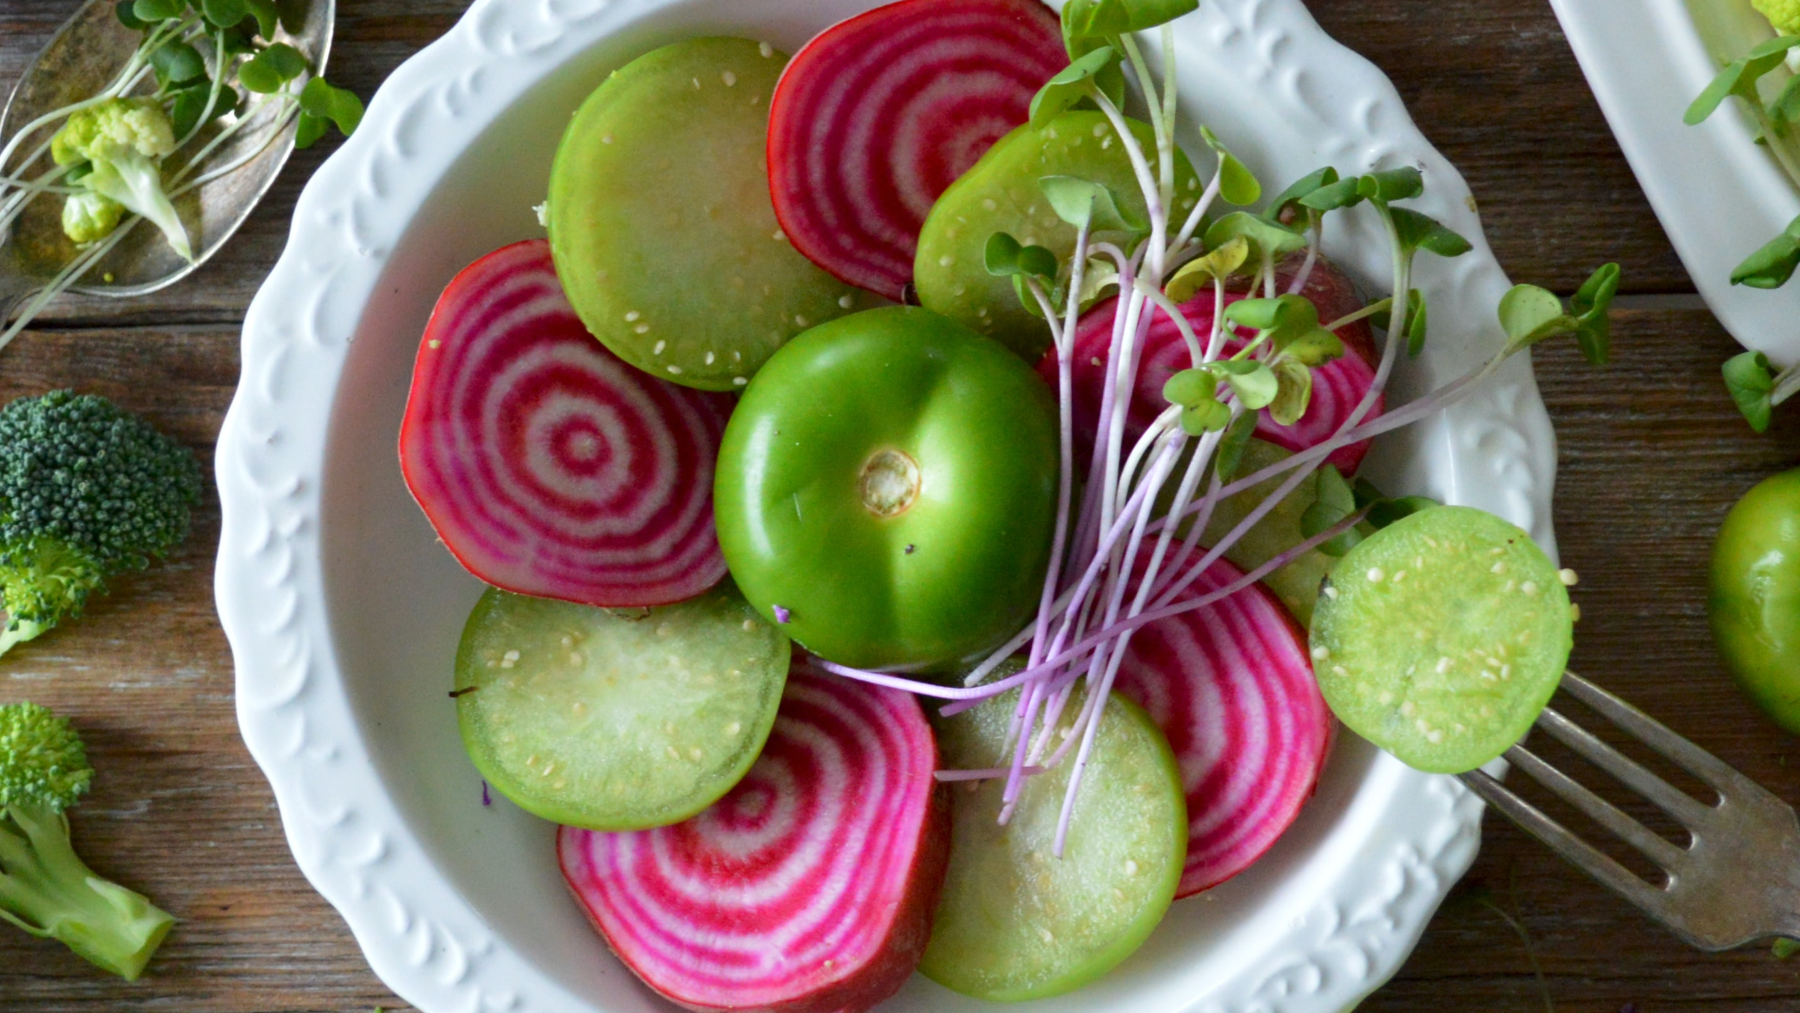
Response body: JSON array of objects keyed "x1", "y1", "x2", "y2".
[
  {"x1": 1549, "y1": 0, "x2": 1800, "y2": 366},
  {"x1": 215, "y1": 0, "x2": 1553, "y2": 1010}
]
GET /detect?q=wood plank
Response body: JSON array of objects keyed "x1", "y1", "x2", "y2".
[{"x1": 0, "y1": 323, "x2": 410, "y2": 1010}]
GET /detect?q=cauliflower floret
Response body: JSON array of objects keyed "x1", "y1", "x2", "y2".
[
  {"x1": 49, "y1": 98, "x2": 191, "y2": 261},
  {"x1": 60, "y1": 191, "x2": 124, "y2": 245},
  {"x1": 1756, "y1": 0, "x2": 1800, "y2": 35}
]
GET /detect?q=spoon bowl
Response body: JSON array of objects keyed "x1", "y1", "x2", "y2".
[{"x1": 0, "y1": 0, "x2": 335, "y2": 317}]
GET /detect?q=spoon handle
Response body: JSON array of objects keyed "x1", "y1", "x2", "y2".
[{"x1": 0, "y1": 269, "x2": 40, "y2": 336}]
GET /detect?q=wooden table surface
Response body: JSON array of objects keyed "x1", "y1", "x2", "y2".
[{"x1": 0, "y1": 1, "x2": 1793, "y2": 1010}]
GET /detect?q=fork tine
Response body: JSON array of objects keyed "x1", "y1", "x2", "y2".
[
  {"x1": 1504, "y1": 742, "x2": 1689, "y2": 870},
  {"x1": 1459, "y1": 767, "x2": 1671, "y2": 915},
  {"x1": 1559, "y1": 671, "x2": 1750, "y2": 795},
  {"x1": 1533, "y1": 705, "x2": 1715, "y2": 828}
]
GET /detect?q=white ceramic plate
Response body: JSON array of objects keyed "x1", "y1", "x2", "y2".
[
  {"x1": 1549, "y1": 0, "x2": 1800, "y2": 366},
  {"x1": 216, "y1": 0, "x2": 1556, "y2": 1010}
]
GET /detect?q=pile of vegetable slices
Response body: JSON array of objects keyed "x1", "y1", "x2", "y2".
[{"x1": 397, "y1": 0, "x2": 1591, "y2": 1008}]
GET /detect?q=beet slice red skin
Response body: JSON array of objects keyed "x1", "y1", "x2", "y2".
[
  {"x1": 558, "y1": 655, "x2": 950, "y2": 1013},
  {"x1": 1043, "y1": 258, "x2": 1383, "y2": 475},
  {"x1": 400, "y1": 239, "x2": 733, "y2": 608},
  {"x1": 768, "y1": 0, "x2": 1066, "y2": 300},
  {"x1": 1111, "y1": 555, "x2": 1333, "y2": 896}
]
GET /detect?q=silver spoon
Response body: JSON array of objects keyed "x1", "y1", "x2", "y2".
[{"x1": 0, "y1": 0, "x2": 336, "y2": 327}]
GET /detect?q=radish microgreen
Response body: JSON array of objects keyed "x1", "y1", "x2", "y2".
[{"x1": 817, "y1": 0, "x2": 1618, "y2": 837}]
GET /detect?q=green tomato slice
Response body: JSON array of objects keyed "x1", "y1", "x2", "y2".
[
  {"x1": 713, "y1": 306, "x2": 1060, "y2": 671},
  {"x1": 1310, "y1": 505, "x2": 1574, "y2": 774},
  {"x1": 914, "y1": 111, "x2": 1200, "y2": 361},
  {"x1": 546, "y1": 37, "x2": 866, "y2": 391},
  {"x1": 921, "y1": 689, "x2": 1186, "y2": 1001},
  {"x1": 455, "y1": 583, "x2": 789, "y2": 830}
]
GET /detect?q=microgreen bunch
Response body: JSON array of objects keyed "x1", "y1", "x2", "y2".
[
  {"x1": 813, "y1": 0, "x2": 1616, "y2": 854},
  {"x1": 1686, "y1": 36, "x2": 1800, "y2": 430},
  {"x1": 0, "y1": 0, "x2": 362, "y2": 353}
]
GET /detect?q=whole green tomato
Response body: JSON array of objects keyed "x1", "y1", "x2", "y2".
[
  {"x1": 714, "y1": 306, "x2": 1059, "y2": 671},
  {"x1": 1710, "y1": 467, "x2": 1800, "y2": 733}
]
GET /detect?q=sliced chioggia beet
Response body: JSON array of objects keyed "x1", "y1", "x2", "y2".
[
  {"x1": 768, "y1": 0, "x2": 1066, "y2": 300},
  {"x1": 399, "y1": 239, "x2": 732, "y2": 608},
  {"x1": 1310, "y1": 506, "x2": 1574, "y2": 774},
  {"x1": 558, "y1": 655, "x2": 949, "y2": 1013},
  {"x1": 1044, "y1": 259, "x2": 1382, "y2": 476},
  {"x1": 914, "y1": 111, "x2": 1200, "y2": 360},
  {"x1": 921, "y1": 689, "x2": 1184, "y2": 1001},
  {"x1": 546, "y1": 37, "x2": 869, "y2": 391},
  {"x1": 1111, "y1": 555, "x2": 1332, "y2": 896},
  {"x1": 456, "y1": 582, "x2": 789, "y2": 830}
]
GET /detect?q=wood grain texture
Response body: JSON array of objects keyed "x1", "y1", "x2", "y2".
[{"x1": 1, "y1": 1, "x2": 1794, "y2": 1012}]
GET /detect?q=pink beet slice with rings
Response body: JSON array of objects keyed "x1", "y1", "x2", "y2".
[
  {"x1": 768, "y1": 0, "x2": 1066, "y2": 300},
  {"x1": 557, "y1": 655, "x2": 950, "y2": 1013},
  {"x1": 1111, "y1": 555, "x2": 1333, "y2": 896},
  {"x1": 400, "y1": 239, "x2": 732, "y2": 607},
  {"x1": 1045, "y1": 258, "x2": 1383, "y2": 475}
]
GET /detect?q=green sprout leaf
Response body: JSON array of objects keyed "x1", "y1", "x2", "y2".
[
  {"x1": 116, "y1": 1, "x2": 151, "y2": 31},
  {"x1": 240, "y1": 41, "x2": 308, "y2": 93},
  {"x1": 1203, "y1": 212, "x2": 1307, "y2": 263},
  {"x1": 1774, "y1": 937, "x2": 1800, "y2": 959},
  {"x1": 1180, "y1": 398, "x2": 1232, "y2": 436},
  {"x1": 1039, "y1": 175, "x2": 1144, "y2": 234},
  {"x1": 1371, "y1": 290, "x2": 1428, "y2": 357},
  {"x1": 298, "y1": 77, "x2": 364, "y2": 135},
  {"x1": 1214, "y1": 410, "x2": 1258, "y2": 480},
  {"x1": 1357, "y1": 166, "x2": 1424, "y2": 204},
  {"x1": 1723, "y1": 350, "x2": 1777, "y2": 432},
  {"x1": 1264, "y1": 167, "x2": 1339, "y2": 224},
  {"x1": 1687, "y1": 40, "x2": 1800, "y2": 125},
  {"x1": 149, "y1": 41, "x2": 208, "y2": 88},
  {"x1": 1162, "y1": 368, "x2": 1217, "y2": 408},
  {"x1": 1390, "y1": 207, "x2": 1472, "y2": 258},
  {"x1": 1732, "y1": 214, "x2": 1800, "y2": 289},
  {"x1": 1278, "y1": 326, "x2": 1344, "y2": 367},
  {"x1": 1164, "y1": 236, "x2": 1249, "y2": 303},
  {"x1": 170, "y1": 81, "x2": 236, "y2": 139},
  {"x1": 244, "y1": 0, "x2": 280, "y2": 38},
  {"x1": 1771, "y1": 74, "x2": 1800, "y2": 126},
  {"x1": 294, "y1": 110, "x2": 329, "y2": 149},
  {"x1": 1571, "y1": 262, "x2": 1619, "y2": 365},
  {"x1": 1075, "y1": 255, "x2": 1121, "y2": 308},
  {"x1": 132, "y1": 0, "x2": 185, "y2": 22},
  {"x1": 1119, "y1": 0, "x2": 1200, "y2": 30},
  {"x1": 1211, "y1": 359, "x2": 1278, "y2": 410},
  {"x1": 201, "y1": 0, "x2": 247, "y2": 28},
  {"x1": 1498, "y1": 284, "x2": 1576, "y2": 353},
  {"x1": 1268, "y1": 358, "x2": 1313, "y2": 426},
  {"x1": 1368, "y1": 495, "x2": 1437, "y2": 529},
  {"x1": 1222, "y1": 295, "x2": 1297, "y2": 331},
  {"x1": 985, "y1": 232, "x2": 1059, "y2": 283},
  {"x1": 1030, "y1": 46, "x2": 1117, "y2": 128},
  {"x1": 1200, "y1": 127, "x2": 1261, "y2": 206},
  {"x1": 1301, "y1": 465, "x2": 1362, "y2": 556},
  {"x1": 1061, "y1": 0, "x2": 1131, "y2": 39},
  {"x1": 1299, "y1": 176, "x2": 1364, "y2": 212}
]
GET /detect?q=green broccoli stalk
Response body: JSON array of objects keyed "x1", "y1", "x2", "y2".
[
  {"x1": 0, "y1": 702, "x2": 174, "y2": 979},
  {"x1": 49, "y1": 98, "x2": 190, "y2": 261},
  {"x1": 0, "y1": 392, "x2": 201, "y2": 658}
]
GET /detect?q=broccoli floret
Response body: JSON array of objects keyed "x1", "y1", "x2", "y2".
[
  {"x1": 0, "y1": 702, "x2": 174, "y2": 979},
  {"x1": 60, "y1": 191, "x2": 124, "y2": 245},
  {"x1": 50, "y1": 98, "x2": 192, "y2": 261},
  {"x1": 0, "y1": 391, "x2": 202, "y2": 658}
]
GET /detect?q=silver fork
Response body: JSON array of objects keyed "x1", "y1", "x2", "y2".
[{"x1": 1458, "y1": 671, "x2": 1800, "y2": 951}]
